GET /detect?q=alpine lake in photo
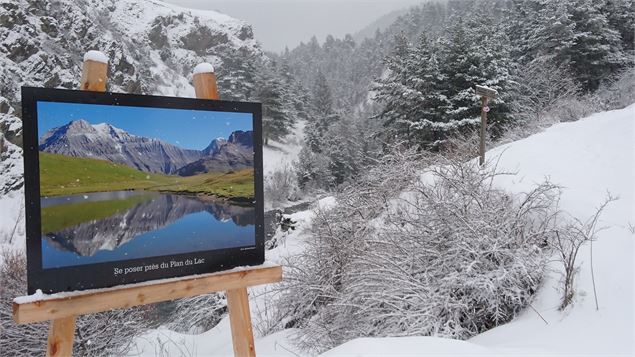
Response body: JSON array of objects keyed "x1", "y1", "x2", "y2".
[{"x1": 40, "y1": 190, "x2": 255, "y2": 269}]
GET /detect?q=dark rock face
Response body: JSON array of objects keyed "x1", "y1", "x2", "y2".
[
  {"x1": 0, "y1": 100, "x2": 22, "y2": 147},
  {"x1": 177, "y1": 130, "x2": 254, "y2": 176},
  {"x1": 229, "y1": 130, "x2": 254, "y2": 147}
]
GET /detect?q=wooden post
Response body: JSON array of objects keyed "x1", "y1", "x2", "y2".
[
  {"x1": 226, "y1": 289, "x2": 256, "y2": 357},
  {"x1": 79, "y1": 50, "x2": 108, "y2": 92},
  {"x1": 43, "y1": 49, "x2": 111, "y2": 357},
  {"x1": 193, "y1": 63, "x2": 219, "y2": 100},
  {"x1": 192, "y1": 62, "x2": 257, "y2": 357},
  {"x1": 479, "y1": 96, "x2": 488, "y2": 166},
  {"x1": 475, "y1": 85, "x2": 498, "y2": 166},
  {"x1": 14, "y1": 266, "x2": 282, "y2": 324},
  {"x1": 46, "y1": 316, "x2": 76, "y2": 357}
]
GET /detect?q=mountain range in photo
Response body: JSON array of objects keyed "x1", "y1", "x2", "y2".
[{"x1": 39, "y1": 119, "x2": 254, "y2": 176}]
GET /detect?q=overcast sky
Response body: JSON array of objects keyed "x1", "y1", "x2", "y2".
[{"x1": 164, "y1": 0, "x2": 423, "y2": 52}]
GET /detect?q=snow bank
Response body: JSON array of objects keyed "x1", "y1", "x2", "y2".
[
  {"x1": 313, "y1": 105, "x2": 634, "y2": 357},
  {"x1": 467, "y1": 104, "x2": 634, "y2": 355},
  {"x1": 320, "y1": 336, "x2": 493, "y2": 356},
  {"x1": 263, "y1": 121, "x2": 305, "y2": 176}
]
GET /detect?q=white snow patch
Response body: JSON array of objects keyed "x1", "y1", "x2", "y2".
[
  {"x1": 263, "y1": 121, "x2": 305, "y2": 176},
  {"x1": 320, "y1": 336, "x2": 493, "y2": 356},
  {"x1": 83, "y1": 50, "x2": 108, "y2": 64},
  {"x1": 193, "y1": 62, "x2": 215, "y2": 75},
  {"x1": 465, "y1": 104, "x2": 635, "y2": 355}
]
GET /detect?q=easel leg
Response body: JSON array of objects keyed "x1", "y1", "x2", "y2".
[
  {"x1": 46, "y1": 316, "x2": 76, "y2": 357},
  {"x1": 226, "y1": 288, "x2": 256, "y2": 357}
]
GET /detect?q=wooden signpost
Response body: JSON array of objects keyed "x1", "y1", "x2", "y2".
[
  {"x1": 475, "y1": 85, "x2": 498, "y2": 166},
  {"x1": 13, "y1": 51, "x2": 282, "y2": 357}
]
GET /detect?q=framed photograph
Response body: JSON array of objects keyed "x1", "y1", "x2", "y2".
[{"x1": 21, "y1": 87, "x2": 264, "y2": 294}]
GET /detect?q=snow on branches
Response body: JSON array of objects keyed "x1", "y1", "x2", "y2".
[{"x1": 278, "y1": 150, "x2": 560, "y2": 353}]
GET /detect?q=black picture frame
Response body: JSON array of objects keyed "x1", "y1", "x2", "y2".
[{"x1": 22, "y1": 87, "x2": 265, "y2": 294}]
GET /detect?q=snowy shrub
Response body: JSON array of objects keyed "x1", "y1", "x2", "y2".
[
  {"x1": 278, "y1": 151, "x2": 560, "y2": 353},
  {"x1": 0, "y1": 250, "x2": 47, "y2": 356},
  {"x1": 0, "y1": 250, "x2": 152, "y2": 356},
  {"x1": 0, "y1": 250, "x2": 224, "y2": 356},
  {"x1": 509, "y1": 60, "x2": 581, "y2": 124},
  {"x1": 551, "y1": 195, "x2": 616, "y2": 310},
  {"x1": 159, "y1": 294, "x2": 227, "y2": 334},
  {"x1": 593, "y1": 66, "x2": 635, "y2": 112},
  {"x1": 264, "y1": 164, "x2": 300, "y2": 209}
]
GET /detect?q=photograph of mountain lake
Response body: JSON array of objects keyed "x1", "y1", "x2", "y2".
[{"x1": 37, "y1": 101, "x2": 256, "y2": 269}]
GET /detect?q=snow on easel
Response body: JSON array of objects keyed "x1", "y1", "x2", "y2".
[{"x1": 12, "y1": 51, "x2": 282, "y2": 357}]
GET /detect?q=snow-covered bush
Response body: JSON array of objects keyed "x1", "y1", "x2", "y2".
[
  {"x1": 0, "y1": 249, "x2": 228, "y2": 355},
  {"x1": 278, "y1": 151, "x2": 560, "y2": 353},
  {"x1": 0, "y1": 250, "x2": 151, "y2": 356},
  {"x1": 0, "y1": 250, "x2": 47, "y2": 356},
  {"x1": 593, "y1": 66, "x2": 635, "y2": 112},
  {"x1": 159, "y1": 294, "x2": 228, "y2": 334},
  {"x1": 509, "y1": 60, "x2": 581, "y2": 123},
  {"x1": 551, "y1": 195, "x2": 616, "y2": 310}
]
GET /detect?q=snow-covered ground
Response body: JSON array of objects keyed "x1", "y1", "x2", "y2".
[
  {"x1": 0, "y1": 138, "x2": 25, "y2": 263},
  {"x1": 130, "y1": 105, "x2": 633, "y2": 356},
  {"x1": 263, "y1": 121, "x2": 305, "y2": 176}
]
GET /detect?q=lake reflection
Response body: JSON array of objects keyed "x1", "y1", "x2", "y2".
[{"x1": 41, "y1": 191, "x2": 255, "y2": 268}]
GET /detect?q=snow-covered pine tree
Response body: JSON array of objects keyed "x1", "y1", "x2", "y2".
[
  {"x1": 568, "y1": 0, "x2": 630, "y2": 92},
  {"x1": 304, "y1": 71, "x2": 339, "y2": 153},
  {"x1": 217, "y1": 47, "x2": 259, "y2": 101},
  {"x1": 517, "y1": 0, "x2": 576, "y2": 66},
  {"x1": 254, "y1": 65, "x2": 295, "y2": 145},
  {"x1": 372, "y1": 32, "x2": 412, "y2": 142},
  {"x1": 601, "y1": 0, "x2": 635, "y2": 54},
  {"x1": 374, "y1": 32, "x2": 453, "y2": 147},
  {"x1": 276, "y1": 59, "x2": 311, "y2": 124},
  {"x1": 321, "y1": 116, "x2": 364, "y2": 185},
  {"x1": 441, "y1": 13, "x2": 514, "y2": 132}
]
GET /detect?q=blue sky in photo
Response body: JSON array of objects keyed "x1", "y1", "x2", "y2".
[{"x1": 37, "y1": 101, "x2": 253, "y2": 150}]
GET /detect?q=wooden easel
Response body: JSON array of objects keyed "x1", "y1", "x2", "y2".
[{"x1": 13, "y1": 52, "x2": 282, "y2": 357}]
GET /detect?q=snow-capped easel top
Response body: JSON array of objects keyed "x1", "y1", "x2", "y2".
[{"x1": 12, "y1": 51, "x2": 282, "y2": 357}]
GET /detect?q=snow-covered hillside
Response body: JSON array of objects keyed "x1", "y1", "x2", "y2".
[
  {"x1": 0, "y1": 0, "x2": 262, "y2": 105},
  {"x1": 130, "y1": 105, "x2": 634, "y2": 356}
]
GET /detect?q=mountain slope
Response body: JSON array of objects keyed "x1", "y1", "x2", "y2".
[
  {"x1": 40, "y1": 120, "x2": 203, "y2": 174},
  {"x1": 0, "y1": 0, "x2": 263, "y2": 107},
  {"x1": 178, "y1": 130, "x2": 254, "y2": 176},
  {"x1": 39, "y1": 120, "x2": 254, "y2": 175}
]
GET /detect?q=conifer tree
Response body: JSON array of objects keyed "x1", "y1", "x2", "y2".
[
  {"x1": 568, "y1": 0, "x2": 629, "y2": 91},
  {"x1": 305, "y1": 71, "x2": 339, "y2": 153},
  {"x1": 254, "y1": 66, "x2": 294, "y2": 145}
]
